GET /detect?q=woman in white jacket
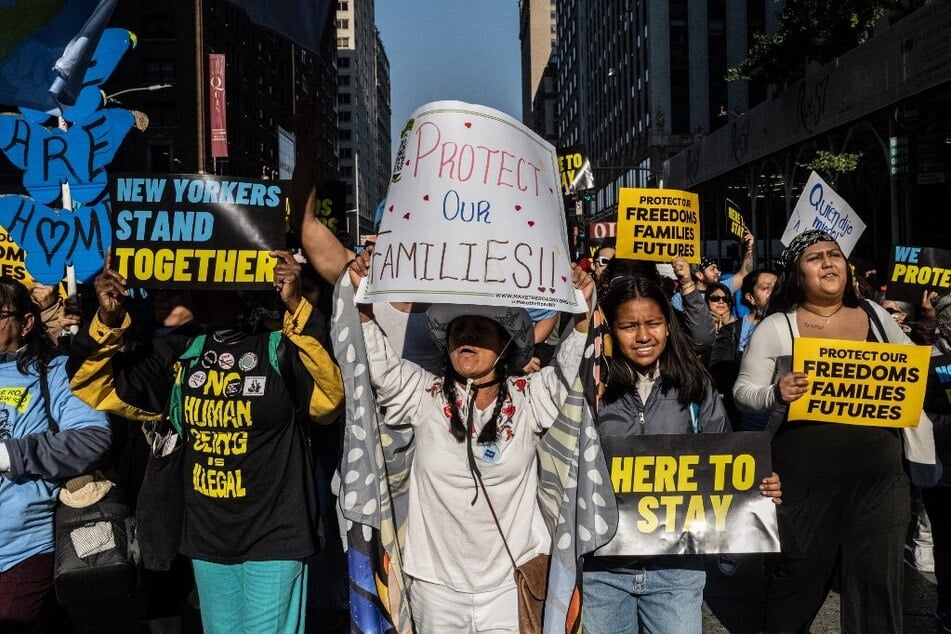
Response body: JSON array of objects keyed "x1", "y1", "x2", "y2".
[
  {"x1": 733, "y1": 229, "x2": 938, "y2": 633},
  {"x1": 356, "y1": 265, "x2": 593, "y2": 632}
]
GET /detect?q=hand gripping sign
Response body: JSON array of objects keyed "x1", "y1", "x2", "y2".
[{"x1": 355, "y1": 101, "x2": 582, "y2": 313}]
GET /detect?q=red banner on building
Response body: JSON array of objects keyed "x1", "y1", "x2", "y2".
[{"x1": 208, "y1": 54, "x2": 228, "y2": 158}]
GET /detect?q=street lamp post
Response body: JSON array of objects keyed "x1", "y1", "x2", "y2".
[{"x1": 101, "y1": 83, "x2": 173, "y2": 104}]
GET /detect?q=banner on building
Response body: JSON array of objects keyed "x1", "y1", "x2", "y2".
[
  {"x1": 781, "y1": 171, "x2": 866, "y2": 257},
  {"x1": 109, "y1": 174, "x2": 287, "y2": 289},
  {"x1": 886, "y1": 245, "x2": 951, "y2": 303},
  {"x1": 557, "y1": 145, "x2": 594, "y2": 194},
  {"x1": 789, "y1": 337, "x2": 930, "y2": 427},
  {"x1": 589, "y1": 221, "x2": 617, "y2": 241},
  {"x1": 358, "y1": 100, "x2": 582, "y2": 313},
  {"x1": 615, "y1": 188, "x2": 700, "y2": 264},
  {"x1": 208, "y1": 54, "x2": 229, "y2": 159},
  {"x1": 594, "y1": 432, "x2": 779, "y2": 557}
]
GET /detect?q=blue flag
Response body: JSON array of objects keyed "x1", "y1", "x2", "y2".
[
  {"x1": 0, "y1": 0, "x2": 118, "y2": 113},
  {"x1": 226, "y1": 0, "x2": 332, "y2": 53}
]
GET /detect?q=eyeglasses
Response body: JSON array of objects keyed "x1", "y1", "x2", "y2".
[
  {"x1": 594, "y1": 257, "x2": 612, "y2": 266},
  {"x1": 706, "y1": 295, "x2": 729, "y2": 303}
]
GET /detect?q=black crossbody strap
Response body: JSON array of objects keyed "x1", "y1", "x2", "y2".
[
  {"x1": 859, "y1": 299, "x2": 889, "y2": 343},
  {"x1": 38, "y1": 363, "x2": 59, "y2": 433}
]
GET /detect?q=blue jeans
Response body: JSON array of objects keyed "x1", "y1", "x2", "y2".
[{"x1": 582, "y1": 566, "x2": 705, "y2": 633}]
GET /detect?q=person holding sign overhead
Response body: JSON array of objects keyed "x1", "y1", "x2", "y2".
[
  {"x1": 733, "y1": 229, "x2": 939, "y2": 633},
  {"x1": 69, "y1": 251, "x2": 345, "y2": 634},
  {"x1": 582, "y1": 275, "x2": 781, "y2": 633},
  {"x1": 354, "y1": 265, "x2": 594, "y2": 633}
]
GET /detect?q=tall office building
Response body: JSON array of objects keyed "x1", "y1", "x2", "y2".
[
  {"x1": 554, "y1": 0, "x2": 779, "y2": 219},
  {"x1": 93, "y1": 0, "x2": 338, "y2": 183},
  {"x1": 336, "y1": 0, "x2": 391, "y2": 242},
  {"x1": 519, "y1": 0, "x2": 558, "y2": 139}
]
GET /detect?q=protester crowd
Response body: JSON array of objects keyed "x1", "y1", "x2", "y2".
[{"x1": 1, "y1": 200, "x2": 949, "y2": 634}]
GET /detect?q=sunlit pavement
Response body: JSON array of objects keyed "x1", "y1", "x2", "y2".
[{"x1": 701, "y1": 555, "x2": 937, "y2": 633}]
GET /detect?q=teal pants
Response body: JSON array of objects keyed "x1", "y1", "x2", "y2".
[{"x1": 192, "y1": 559, "x2": 307, "y2": 634}]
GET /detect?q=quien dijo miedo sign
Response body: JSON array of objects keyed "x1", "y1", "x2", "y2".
[
  {"x1": 355, "y1": 101, "x2": 584, "y2": 313},
  {"x1": 594, "y1": 433, "x2": 780, "y2": 556},
  {"x1": 108, "y1": 174, "x2": 287, "y2": 289}
]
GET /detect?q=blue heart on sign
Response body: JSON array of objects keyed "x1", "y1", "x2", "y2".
[{"x1": 0, "y1": 195, "x2": 109, "y2": 285}]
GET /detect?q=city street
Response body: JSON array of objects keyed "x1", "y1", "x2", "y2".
[{"x1": 702, "y1": 556, "x2": 937, "y2": 632}]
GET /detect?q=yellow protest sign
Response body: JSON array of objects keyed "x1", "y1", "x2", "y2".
[
  {"x1": 789, "y1": 337, "x2": 930, "y2": 427},
  {"x1": 615, "y1": 188, "x2": 700, "y2": 264},
  {"x1": 0, "y1": 227, "x2": 34, "y2": 285}
]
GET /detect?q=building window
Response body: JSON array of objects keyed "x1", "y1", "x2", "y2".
[
  {"x1": 338, "y1": 75, "x2": 350, "y2": 86},
  {"x1": 144, "y1": 60, "x2": 175, "y2": 84},
  {"x1": 337, "y1": 1, "x2": 348, "y2": 10},
  {"x1": 340, "y1": 147, "x2": 352, "y2": 158},
  {"x1": 147, "y1": 143, "x2": 173, "y2": 173},
  {"x1": 338, "y1": 93, "x2": 351, "y2": 104},
  {"x1": 338, "y1": 129, "x2": 352, "y2": 141},
  {"x1": 336, "y1": 18, "x2": 349, "y2": 29},
  {"x1": 338, "y1": 111, "x2": 352, "y2": 123},
  {"x1": 143, "y1": 15, "x2": 175, "y2": 39},
  {"x1": 336, "y1": 37, "x2": 349, "y2": 47},
  {"x1": 338, "y1": 57, "x2": 350, "y2": 68}
]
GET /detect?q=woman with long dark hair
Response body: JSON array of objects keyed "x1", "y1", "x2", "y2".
[
  {"x1": 0, "y1": 277, "x2": 111, "y2": 633},
  {"x1": 733, "y1": 229, "x2": 938, "y2": 632},
  {"x1": 356, "y1": 266, "x2": 594, "y2": 632},
  {"x1": 583, "y1": 276, "x2": 781, "y2": 632}
]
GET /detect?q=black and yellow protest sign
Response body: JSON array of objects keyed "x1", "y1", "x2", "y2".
[
  {"x1": 725, "y1": 198, "x2": 747, "y2": 241},
  {"x1": 789, "y1": 337, "x2": 930, "y2": 427},
  {"x1": 557, "y1": 145, "x2": 594, "y2": 194},
  {"x1": 887, "y1": 245, "x2": 951, "y2": 303},
  {"x1": 0, "y1": 227, "x2": 33, "y2": 284},
  {"x1": 615, "y1": 188, "x2": 700, "y2": 264},
  {"x1": 926, "y1": 353, "x2": 951, "y2": 414},
  {"x1": 594, "y1": 433, "x2": 779, "y2": 557},
  {"x1": 109, "y1": 174, "x2": 287, "y2": 289}
]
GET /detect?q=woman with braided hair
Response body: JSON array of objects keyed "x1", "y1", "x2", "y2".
[{"x1": 356, "y1": 265, "x2": 594, "y2": 632}]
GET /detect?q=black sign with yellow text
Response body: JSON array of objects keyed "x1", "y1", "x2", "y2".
[
  {"x1": 594, "y1": 432, "x2": 780, "y2": 557},
  {"x1": 109, "y1": 174, "x2": 287, "y2": 289}
]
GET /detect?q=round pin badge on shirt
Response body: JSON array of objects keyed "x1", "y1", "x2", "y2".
[
  {"x1": 201, "y1": 350, "x2": 218, "y2": 369},
  {"x1": 238, "y1": 352, "x2": 258, "y2": 372},
  {"x1": 218, "y1": 352, "x2": 235, "y2": 370},
  {"x1": 188, "y1": 370, "x2": 207, "y2": 389}
]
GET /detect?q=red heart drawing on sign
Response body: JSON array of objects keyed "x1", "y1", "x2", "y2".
[
  {"x1": 423, "y1": 195, "x2": 430, "y2": 201},
  {"x1": 405, "y1": 160, "x2": 410, "y2": 166},
  {"x1": 561, "y1": 276, "x2": 568, "y2": 283},
  {"x1": 388, "y1": 205, "x2": 394, "y2": 212},
  {"x1": 515, "y1": 205, "x2": 522, "y2": 211},
  {"x1": 537, "y1": 287, "x2": 545, "y2": 292},
  {"x1": 464, "y1": 122, "x2": 472, "y2": 128},
  {"x1": 403, "y1": 213, "x2": 410, "y2": 220},
  {"x1": 527, "y1": 221, "x2": 535, "y2": 227},
  {"x1": 549, "y1": 288, "x2": 556, "y2": 293}
]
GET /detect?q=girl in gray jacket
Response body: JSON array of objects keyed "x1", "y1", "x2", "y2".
[{"x1": 582, "y1": 276, "x2": 781, "y2": 633}]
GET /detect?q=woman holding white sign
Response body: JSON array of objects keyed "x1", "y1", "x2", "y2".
[
  {"x1": 733, "y1": 229, "x2": 939, "y2": 633},
  {"x1": 355, "y1": 266, "x2": 593, "y2": 632},
  {"x1": 582, "y1": 276, "x2": 782, "y2": 633}
]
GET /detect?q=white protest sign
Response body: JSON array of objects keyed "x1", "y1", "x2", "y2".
[
  {"x1": 356, "y1": 101, "x2": 580, "y2": 312},
  {"x1": 781, "y1": 171, "x2": 866, "y2": 257}
]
